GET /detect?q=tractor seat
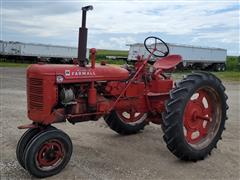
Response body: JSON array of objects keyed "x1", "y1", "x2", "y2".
[{"x1": 153, "y1": 55, "x2": 182, "y2": 70}]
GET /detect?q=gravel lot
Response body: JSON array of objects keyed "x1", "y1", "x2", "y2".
[{"x1": 0, "y1": 67, "x2": 239, "y2": 180}]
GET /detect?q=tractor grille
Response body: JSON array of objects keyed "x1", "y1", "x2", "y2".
[{"x1": 28, "y1": 78, "x2": 44, "y2": 111}]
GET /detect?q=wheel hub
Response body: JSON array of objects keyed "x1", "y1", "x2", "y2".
[
  {"x1": 116, "y1": 109, "x2": 146, "y2": 125},
  {"x1": 37, "y1": 139, "x2": 64, "y2": 169},
  {"x1": 184, "y1": 89, "x2": 213, "y2": 144}
]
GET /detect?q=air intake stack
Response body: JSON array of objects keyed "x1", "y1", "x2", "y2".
[{"x1": 78, "y1": 5, "x2": 93, "y2": 66}]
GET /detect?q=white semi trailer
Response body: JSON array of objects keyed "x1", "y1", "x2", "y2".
[
  {"x1": 128, "y1": 43, "x2": 227, "y2": 71},
  {"x1": 0, "y1": 41, "x2": 89, "y2": 63}
]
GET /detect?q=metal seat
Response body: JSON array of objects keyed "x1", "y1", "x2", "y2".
[{"x1": 153, "y1": 55, "x2": 182, "y2": 70}]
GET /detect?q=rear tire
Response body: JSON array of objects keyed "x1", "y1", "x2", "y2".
[
  {"x1": 24, "y1": 129, "x2": 72, "y2": 178},
  {"x1": 162, "y1": 72, "x2": 228, "y2": 161},
  {"x1": 104, "y1": 110, "x2": 147, "y2": 135}
]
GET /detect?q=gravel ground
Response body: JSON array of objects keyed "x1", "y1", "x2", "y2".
[{"x1": 0, "y1": 67, "x2": 239, "y2": 180}]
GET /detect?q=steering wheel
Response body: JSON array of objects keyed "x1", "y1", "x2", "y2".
[{"x1": 144, "y1": 36, "x2": 169, "y2": 57}]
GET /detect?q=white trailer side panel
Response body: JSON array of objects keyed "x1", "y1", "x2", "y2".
[
  {"x1": 169, "y1": 45, "x2": 226, "y2": 63},
  {"x1": 0, "y1": 41, "x2": 4, "y2": 54},
  {"x1": 128, "y1": 44, "x2": 145, "y2": 60},
  {"x1": 128, "y1": 43, "x2": 227, "y2": 65},
  {"x1": 2, "y1": 42, "x2": 21, "y2": 55},
  {"x1": 0, "y1": 41, "x2": 89, "y2": 59},
  {"x1": 21, "y1": 43, "x2": 78, "y2": 58}
]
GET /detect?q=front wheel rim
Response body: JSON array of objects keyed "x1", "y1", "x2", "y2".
[
  {"x1": 183, "y1": 87, "x2": 222, "y2": 150},
  {"x1": 35, "y1": 139, "x2": 65, "y2": 171}
]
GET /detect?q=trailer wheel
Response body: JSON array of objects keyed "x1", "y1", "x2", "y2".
[
  {"x1": 193, "y1": 63, "x2": 202, "y2": 70},
  {"x1": 104, "y1": 110, "x2": 147, "y2": 135},
  {"x1": 162, "y1": 72, "x2": 228, "y2": 161},
  {"x1": 214, "y1": 64, "x2": 222, "y2": 71},
  {"x1": 24, "y1": 129, "x2": 72, "y2": 178},
  {"x1": 221, "y1": 64, "x2": 226, "y2": 71},
  {"x1": 16, "y1": 126, "x2": 56, "y2": 169}
]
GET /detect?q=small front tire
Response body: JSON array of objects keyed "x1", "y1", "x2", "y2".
[
  {"x1": 24, "y1": 129, "x2": 72, "y2": 178},
  {"x1": 16, "y1": 125, "x2": 56, "y2": 169},
  {"x1": 16, "y1": 128, "x2": 40, "y2": 169}
]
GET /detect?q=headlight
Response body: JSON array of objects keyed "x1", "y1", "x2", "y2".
[{"x1": 56, "y1": 75, "x2": 64, "y2": 83}]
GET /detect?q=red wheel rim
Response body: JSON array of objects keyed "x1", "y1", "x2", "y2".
[
  {"x1": 36, "y1": 139, "x2": 65, "y2": 171},
  {"x1": 116, "y1": 110, "x2": 147, "y2": 125},
  {"x1": 183, "y1": 88, "x2": 221, "y2": 149}
]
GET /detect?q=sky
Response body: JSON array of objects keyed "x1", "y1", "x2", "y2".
[{"x1": 1, "y1": 0, "x2": 239, "y2": 55}]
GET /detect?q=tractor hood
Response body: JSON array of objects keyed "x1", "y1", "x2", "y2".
[{"x1": 27, "y1": 64, "x2": 129, "y2": 83}]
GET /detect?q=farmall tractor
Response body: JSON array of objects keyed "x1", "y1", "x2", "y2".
[{"x1": 16, "y1": 6, "x2": 228, "y2": 178}]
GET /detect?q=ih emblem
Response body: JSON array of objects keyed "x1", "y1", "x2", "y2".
[{"x1": 65, "y1": 70, "x2": 70, "y2": 76}]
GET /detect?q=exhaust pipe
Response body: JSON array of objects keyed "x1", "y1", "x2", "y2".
[{"x1": 78, "y1": 5, "x2": 93, "y2": 66}]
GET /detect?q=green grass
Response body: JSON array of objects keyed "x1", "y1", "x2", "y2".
[
  {"x1": 96, "y1": 49, "x2": 128, "y2": 62},
  {"x1": 96, "y1": 49, "x2": 128, "y2": 56},
  {"x1": 213, "y1": 71, "x2": 239, "y2": 81},
  {"x1": 226, "y1": 56, "x2": 240, "y2": 71},
  {"x1": 96, "y1": 59, "x2": 125, "y2": 65},
  {"x1": 173, "y1": 71, "x2": 239, "y2": 81},
  {"x1": 0, "y1": 62, "x2": 30, "y2": 67},
  {"x1": 92, "y1": 49, "x2": 129, "y2": 65}
]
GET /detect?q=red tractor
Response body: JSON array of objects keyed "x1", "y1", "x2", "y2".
[{"x1": 17, "y1": 6, "x2": 228, "y2": 178}]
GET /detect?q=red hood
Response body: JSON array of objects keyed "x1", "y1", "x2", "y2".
[{"x1": 27, "y1": 64, "x2": 129, "y2": 82}]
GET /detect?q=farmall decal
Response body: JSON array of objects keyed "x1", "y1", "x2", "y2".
[{"x1": 65, "y1": 69, "x2": 96, "y2": 77}]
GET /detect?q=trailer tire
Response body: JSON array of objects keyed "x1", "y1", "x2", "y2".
[
  {"x1": 24, "y1": 129, "x2": 72, "y2": 178},
  {"x1": 193, "y1": 63, "x2": 202, "y2": 70},
  {"x1": 162, "y1": 71, "x2": 228, "y2": 161},
  {"x1": 104, "y1": 110, "x2": 147, "y2": 135},
  {"x1": 214, "y1": 64, "x2": 222, "y2": 71},
  {"x1": 221, "y1": 64, "x2": 226, "y2": 71}
]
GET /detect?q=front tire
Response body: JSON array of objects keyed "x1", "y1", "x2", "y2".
[
  {"x1": 24, "y1": 129, "x2": 72, "y2": 178},
  {"x1": 16, "y1": 125, "x2": 56, "y2": 169},
  {"x1": 162, "y1": 72, "x2": 228, "y2": 161},
  {"x1": 16, "y1": 128, "x2": 40, "y2": 169},
  {"x1": 104, "y1": 110, "x2": 147, "y2": 135}
]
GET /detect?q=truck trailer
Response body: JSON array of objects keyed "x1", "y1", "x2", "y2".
[
  {"x1": 127, "y1": 43, "x2": 227, "y2": 71},
  {"x1": 0, "y1": 40, "x2": 89, "y2": 63}
]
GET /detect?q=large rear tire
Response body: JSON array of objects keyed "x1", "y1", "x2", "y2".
[
  {"x1": 162, "y1": 72, "x2": 228, "y2": 161},
  {"x1": 104, "y1": 110, "x2": 147, "y2": 135}
]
